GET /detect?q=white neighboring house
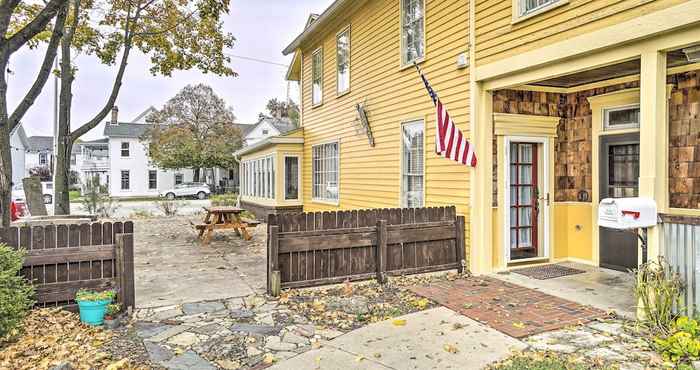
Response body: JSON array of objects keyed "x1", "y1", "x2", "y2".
[
  {"x1": 9, "y1": 124, "x2": 28, "y2": 185},
  {"x1": 104, "y1": 107, "x2": 196, "y2": 198},
  {"x1": 74, "y1": 138, "x2": 109, "y2": 192},
  {"x1": 25, "y1": 136, "x2": 54, "y2": 174},
  {"x1": 243, "y1": 117, "x2": 296, "y2": 146}
]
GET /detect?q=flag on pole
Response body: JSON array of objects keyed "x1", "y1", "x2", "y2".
[{"x1": 415, "y1": 63, "x2": 477, "y2": 167}]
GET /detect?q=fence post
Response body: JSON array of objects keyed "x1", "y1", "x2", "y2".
[
  {"x1": 116, "y1": 233, "x2": 136, "y2": 312},
  {"x1": 376, "y1": 220, "x2": 387, "y2": 284},
  {"x1": 268, "y1": 225, "x2": 280, "y2": 295},
  {"x1": 455, "y1": 216, "x2": 466, "y2": 274}
]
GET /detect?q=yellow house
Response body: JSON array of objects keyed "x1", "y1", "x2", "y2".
[{"x1": 239, "y1": 0, "x2": 700, "y2": 276}]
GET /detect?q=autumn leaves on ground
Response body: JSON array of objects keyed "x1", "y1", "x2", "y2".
[{"x1": 0, "y1": 275, "x2": 445, "y2": 369}]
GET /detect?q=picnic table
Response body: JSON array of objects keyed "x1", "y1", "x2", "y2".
[{"x1": 194, "y1": 206, "x2": 260, "y2": 245}]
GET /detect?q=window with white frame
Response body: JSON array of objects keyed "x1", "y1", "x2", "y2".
[
  {"x1": 336, "y1": 28, "x2": 350, "y2": 95},
  {"x1": 401, "y1": 0, "x2": 425, "y2": 65},
  {"x1": 401, "y1": 121, "x2": 424, "y2": 208},
  {"x1": 241, "y1": 155, "x2": 276, "y2": 200},
  {"x1": 312, "y1": 48, "x2": 323, "y2": 106},
  {"x1": 518, "y1": 0, "x2": 560, "y2": 17},
  {"x1": 120, "y1": 142, "x2": 130, "y2": 157},
  {"x1": 148, "y1": 170, "x2": 157, "y2": 190},
  {"x1": 604, "y1": 104, "x2": 640, "y2": 131},
  {"x1": 285, "y1": 156, "x2": 299, "y2": 200},
  {"x1": 39, "y1": 152, "x2": 48, "y2": 165},
  {"x1": 121, "y1": 170, "x2": 130, "y2": 190},
  {"x1": 174, "y1": 173, "x2": 183, "y2": 185},
  {"x1": 312, "y1": 142, "x2": 339, "y2": 202}
]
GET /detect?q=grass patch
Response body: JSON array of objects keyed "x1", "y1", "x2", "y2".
[{"x1": 489, "y1": 353, "x2": 614, "y2": 370}]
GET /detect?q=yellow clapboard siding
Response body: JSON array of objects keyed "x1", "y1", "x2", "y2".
[{"x1": 475, "y1": 0, "x2": 689, "y2": 64}]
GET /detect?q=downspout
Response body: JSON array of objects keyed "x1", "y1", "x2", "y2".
[{"x1": 233, "y1": 154, "x2": 241, "y2": 208}]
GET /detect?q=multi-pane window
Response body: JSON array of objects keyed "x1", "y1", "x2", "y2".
[
  {"x1": 312, "y1": 48, "x2": 323, "y2": 106},
  {"x1": 401, "y1": 121, "x2": 424, "y2": 208},
  {"x1": 241, "y1": 155, "x2": 275, "y2": 200},
  {"x1": 312, "y1": 142, "x2": 339, "y2": 202},
  {"x1": 174, "y1": 173, "x2": 183, "y2": 185},
  {"x1": 39, "y1": 152, "x2": 48, "y2": 165},
  {"x1": 285, "y1": 156, "x2": 299, "y2": 200},
  {"x1": 336, "y1": 28, "x2": 350, "y2": 95},
  {"x1": 401, "y1": 0, "x2": 425, "y2": 65},
  {"x1": 519, "y1": 0, "x2": 559, "y2": 16},
  {"x1": 121, "y1": 170, "x2": 130, "y2": 190},
  {"x1": 120, "y1": 142, "x2": 130, "y2": 157},
  {"x1": 148, "y1": 170, "x2": 157, "y2": 190},
  {"x1": 608, "y1": 144, "x2": 640, "y2": 198},
  {"x1": 604, "y1": 105, "x2": 640, "y2": 131}
]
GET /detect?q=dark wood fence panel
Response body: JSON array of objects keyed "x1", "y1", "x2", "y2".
[
  {"x1": 268, "y1": 207, "x2": 466, "y2": 291},
  {"x1": 0, "y1": 221, "x2": 135, "y2": 311}
]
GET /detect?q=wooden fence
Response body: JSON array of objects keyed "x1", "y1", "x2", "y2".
[
  {"x1": 0, "y1": 221, "x2": 135, "y2": 311},
  {"x1": 267, "y1": 207, "x2": 465, "y2": 291}
]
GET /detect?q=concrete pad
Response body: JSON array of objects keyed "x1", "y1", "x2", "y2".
[
  {"x1": 269, "y1": 307, "x2": 525, "y2": 370},
  {"x1": 492, "y1": 263, "x2": 636, "y2": 319},
  {"x1": 267, "y1": 346, "x2": 391, "y2": 370}
]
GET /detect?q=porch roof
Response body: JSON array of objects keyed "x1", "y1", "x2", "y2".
[{"x1": 233, "y1": 128, "x2": 304, "y2": 157}]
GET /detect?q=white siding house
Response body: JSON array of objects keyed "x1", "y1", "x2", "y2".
[
  {"x1": 243, "y1": 117, "x2": 296, "y2": 146},
  {"x1": 9, "y1": 125, "x2": 28, "y2": 185}
]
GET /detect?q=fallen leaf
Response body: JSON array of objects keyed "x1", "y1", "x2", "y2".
[
  {"x1": 392, "y1": 319, "x2": 407, "y2": 326},
  {"x1": 513, "y1": 322, "x2": 526, "y2": 329},
  {"x1": 355, "y1": 355, "x2": 366, "y2": 362},
  {"x1": 443, "y1": 344, "x2": 459, "y2": 354},
  {"x1": 105, "y1": 359, "x2": 129, "y2": 370},
  {"x1": 373, "y1": 353, "x2": 382, "y2": 359},
  {"x1": 262, "y1": 353, "x2": 276, "y2": 365}
]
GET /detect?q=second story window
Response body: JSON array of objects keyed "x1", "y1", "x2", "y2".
[
  {"x1": 312, "y1": 48, "x2": 323, "y2": 106},
  {"x1": 336, "y1": 27, "x2": 350, "y2": 95},
  {"x1": 39, "y1": 152, "x2": 48, "y2": 165},
  {"x1": 401, "y1": 0, "x2": 425, "y2": 66},
  {"x1": 519, "y1": 0, "x2": 559, "y2": 17},
  {"x1": 121, "y1": 142, "x2": 130, "y2": 157}
]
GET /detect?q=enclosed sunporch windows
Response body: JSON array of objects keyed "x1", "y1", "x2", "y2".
[{"x1": 241, "y1": 155, "x2": 275, "y2": 200}]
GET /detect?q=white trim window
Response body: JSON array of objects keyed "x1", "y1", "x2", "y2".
[
  {"x1": 174, "y1": 173, "x2": 184, "y2": 185},
  {"x1": 120, "y1": 142, "x2": 130, "y2": 157},
  {"x1": 39, "y1": 152, "x2": 48, "y2": 165},
  {"x1": 604, "y1": 104, "x2": 640, "y2": 131},
  {"x1": 401, "y1": 0, "x2": 425, "y2": 66},
  {"x1": 148, "y1": 170, "x2": 158, "y2": 190},
  {"x1": 285, "y1": 156, "x2": 300, "y2": 200},
  {"x1": 519, "y1": 0, "x2": 559, "y2": 17},
  {"x1": 336, "y1": 28, "x2": 350, "y2": 95},
  {"x1": 312, "y1": 48, "x2": 323, "y2": 106},
  {"x1": 241, "y1": 155, "x2": 276, "y2": 200},
  {"x1": 120, "y1": 170, "x2": 130, "y2": 190},
  {"x1": 312, "y1": 142, "x2": 339, "y2": 202},
  {"x1": 401, "y1": 121, "x2": 424, "y2": 208}
]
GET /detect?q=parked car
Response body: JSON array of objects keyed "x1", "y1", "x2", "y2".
[
  {"x1": 159, "y1": 183, "x2": 211, "y2": 200},
  {"x1": 12, "y1": 181, "x2": 54, "y2": 205}
]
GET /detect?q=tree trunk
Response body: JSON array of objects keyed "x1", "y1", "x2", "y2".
[
  {"x1": 53, "y1": 139, "x2": 72, "y2": 215},
  {"x1": 54, "y1": 16, "x2": 75, "y2": 216},
  {"x1": 0, "y1": 123, "x2": 12, "y2": 227}
]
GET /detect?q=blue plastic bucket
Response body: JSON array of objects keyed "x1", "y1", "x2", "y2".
[{"x1": 77, "y1": 299, "x2": 111, "y2": 326}]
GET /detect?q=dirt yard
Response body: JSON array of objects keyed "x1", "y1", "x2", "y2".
[{"x1": 132, "y1": 215, "x2": 268, "y2": 308}]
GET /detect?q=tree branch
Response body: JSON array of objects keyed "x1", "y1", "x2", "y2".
[
  {"x1": 8, "y1": 2, "x2": 68, "y2": 133},
  {"x1": 5, "y1": 0, "x2": 69, "y2": 54},
  {"x1": 71, "y1": 2, "x2": 140, "y2": 140}
]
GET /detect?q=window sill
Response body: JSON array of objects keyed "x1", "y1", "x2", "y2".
[
  {"x1": 336, "y1": 89, "x2": 351, "y2": 98},
  {"x1": 311, "y1": 102, "x2": 323, "y2": 109},
  {"x1": 511, "y1": 0, "x2": 569, "y2": 25},
  {"x1": 312, "y1": 199, "x2": 339, "y2": 206},
  {"x1": 399, "y1": 57, "x2": 425, "y2": 72}
]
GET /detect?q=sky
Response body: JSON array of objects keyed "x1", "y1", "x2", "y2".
[{"x1": 8, "y1": 0, "x2": 332, "y2": 140}]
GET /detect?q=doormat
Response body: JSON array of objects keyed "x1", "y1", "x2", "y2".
[{"x1": 512, "y1": 264, "x2": 586, "y2": 280}]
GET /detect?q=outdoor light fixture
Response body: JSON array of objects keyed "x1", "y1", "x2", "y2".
[{"x1": 682, "y1": 45, "x2": 700, "y2": 63}]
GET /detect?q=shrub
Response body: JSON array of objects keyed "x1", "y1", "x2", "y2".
[
  {"x1": 82, "y1": 178, "x2": 118, "y2": 218},
  {"x1": 0, "y1": 244, "x2": 35, "y2": 340},
  {"x1": 75, "y1": 289, "x2": 116, "y2": 302},
  {"x1": 210, "y1": 193, "x2": 238, "y2": 207},
  {"x1": 634, "y1": 257, "x2": 684, "y2": 334},
  {"x1": 155, "y1": 200, "x2": 180, "y2": 217},
  {"x1": 655, "y1": 316, "x2": 700, "y2": 365},
  {"x1": 105, "y1": 303, "x2": 122, "y2": 319}
]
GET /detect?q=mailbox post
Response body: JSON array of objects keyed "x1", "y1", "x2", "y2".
[{"x1": 598, "y1": 197, "x2": 658, "y2": 264}]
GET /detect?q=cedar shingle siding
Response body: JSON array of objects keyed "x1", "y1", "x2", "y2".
[{"x1": 669, "y1": 70, "x2": 700, "y2": 209}]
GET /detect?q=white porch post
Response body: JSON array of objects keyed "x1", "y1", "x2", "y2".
[{"x1": 639, "y1": 49, "x2": 668, "y2": 263}]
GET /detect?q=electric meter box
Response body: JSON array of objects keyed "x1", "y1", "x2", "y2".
[{"x1": 598, "y1": 197, "x2": 657, "y2": 230}]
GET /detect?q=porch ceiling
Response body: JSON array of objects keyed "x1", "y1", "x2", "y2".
[{"x1": 531, "y1": 51, "x2": 691, "y2": 88}]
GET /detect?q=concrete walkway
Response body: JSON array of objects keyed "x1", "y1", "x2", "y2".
[{"x1": 268, "y1": 307, "x2": 526, "y2": 370}]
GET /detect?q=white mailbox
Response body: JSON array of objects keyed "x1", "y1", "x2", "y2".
[{"x1": 598, "y1": 197, "x2": 657, "y2": 230}]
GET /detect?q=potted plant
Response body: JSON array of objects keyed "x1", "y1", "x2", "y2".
[
  {"x1": 103, "y1": 303, "x2": 123, "y2": 329},
  {"x1": 75, "y1": 289, "x2": 116, "y2": 326}
]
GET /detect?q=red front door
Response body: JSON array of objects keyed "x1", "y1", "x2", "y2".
[{"x1": 509, "y1": 142, "x2": 539, "y2": 260}]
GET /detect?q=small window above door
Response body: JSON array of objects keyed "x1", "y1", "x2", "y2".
[{"x1": 604, "y1": 104, "x2": 640, "y2": 131}]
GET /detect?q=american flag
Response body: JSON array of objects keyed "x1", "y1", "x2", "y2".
[{"x1": 418, "y1": 65, "x2": 477, "y2": 167}]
